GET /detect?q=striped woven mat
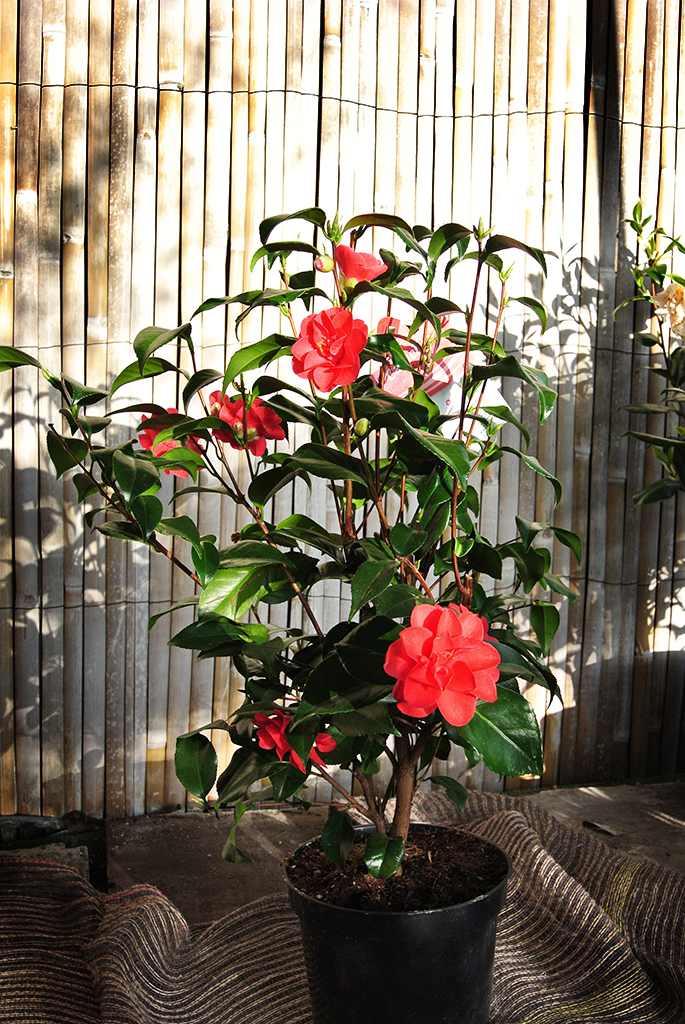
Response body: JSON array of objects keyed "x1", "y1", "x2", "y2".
[{"x1": 1, "y1": 793, "x2": 683, "y2": 1023}]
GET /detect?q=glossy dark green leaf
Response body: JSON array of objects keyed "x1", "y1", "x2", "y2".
[
  {"x1": 112, "y1": 450, "x2": 161, "y2": 506},
  {"x1": 404, "y1": 426, "x2": 469, "y2": 488},
  {"x1": 459, "y1": 687, "x2": 543, "y2": 776},
  {"x1": 110, "y1": 357, "x2": 183, "y2": 396},
  {"x1": 329, "y1": 703, "x2": 399, "y2": 737},
  {"x1": 510, "y1": 295, "x2": 548, "y2": 332},
  {"x1": 249, "y1": 240, "x2": 321, "y2": 271},
  {"x1": 248, "y1": 465, "x2": 300, "y2": 507},
  {"x1": 259, "y1": 207, "x2": 326, "y2": 244},
  {"x1": 633, "y1": 477, "x2": 682, "y2": 506},
  {"x1": 321, "y1": 810, "x2": 356, "y2": 870},
  {"x1": 130, "y1": 494, "x2": 164, "y2": 541},
  {"x1": 349, "y1": 559, "x2": 396, "y2": 619},
  {"x1": 71, "y1": 472, "x2": 98, "y2": 503},
  {"x1": 133, "y1": 323, "x2": 192, "y2": 369},
  {"x1": 530, "y1": 601, "x2": 560, "y2": 657},
  {"x1": 342, "y1": 212, "x2": 416, "y2": 237},
  {"x1": 174, "y1": 732, "x2": 217, "y2": 800},
  {"x1": 221, "y1": 800, "x2": 254, "y2": 863},
  {"x1": 471, "y1": 356, "x2": 556, "y2": 423},
  {"x1": 96, "y1": 520, "x2": 145, "y2": 543},
  {"x1": 157, "y1": 515, "x2": 204, "y2": 551},
  {"x1": 430, "y1": 775, "x2": 468, "y2": 811},
  {"x1": 215, "y1": 748, "x2": 268, "y2": 806},
  {"x1": 389, "y1": 523, "x2": 427, "y2": 556},
  {"x1": 46, "y1": 432, "x2": 89, "y2": 478},
  {"x1": 374, "y1": 584, "x2": 428, "y2": 619},
  {"x1": 223, "y1": 334, "x2": 295, "y2": 388},
  {"x1": 289, "y1": 443, "x2": 368, "y2": 486},
  {"x1": 0, "y1": 344, "x2": 41, "y2": 370},
  {"x1": 363, "y1": 833, "x2": 405, "y2": 878},
  {"x1": 501, "y1": 447, "x2": 562, "y2": 506},
  {"x1": 182, "y1": 368, "x2": 222, "y2": 410},
  {"x1": 483, "y1": 234, "x2": 547, "y2": 275}
]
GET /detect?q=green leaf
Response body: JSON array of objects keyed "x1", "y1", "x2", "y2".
[
  {"x1": 633, "y1": 477, "x2": 682, "y2": 505},
  {"x1": 430, "y1": 775, "x2": 468, "y2": 812},
  {"x1": 182, "y1": 369, "x2": 222, "y2": 410},
  {"x1": 223, "y1": 334, "x2": 294, "y2": 388},
  {"x1": 329, "y1": 703, "x2": 399, "y2": 737},
  {"x1": 174, "y1": 732, "x2": 218, "y2": 801},
  {"x1": 112, "y1": 450, "x2": 161, "y2": 506},
  {"x1": 551, "y1": 526, "x2": 582, "y2": 564},
  {"x1": 471, "y1": 356, "x2": 557, "y2": 423},
  {"x1": 369, "y1": 283, "x2": 440, "y2": 335},
  {"x1": 404, "y1": 426, "x2": 469, "y2": 488},
  {"x1": 530, "y1": 601, "x2": 560, "y2": 657},
  {"x1": 259, "y1": 207, "x2": 326, "y2": 244},
  {"x1": 72, "y1": 472, "x2": 98, "y2": 503},
  {"x1": 483, "y1": 234, "x2": 547, "y2": 275},
  {"x1": 110, "y1": 357, "x2": 184, "y2": 396},
  {"x1": 96, "y1": 520, "x2": 145, "y2": 543},
  {"x1": 483, "y1": 405, "x2": 530, "y2": 450},
  {"x1": 459, "y1": 687, "x2": 543, "y2": 776},
  {"x1": 349, "y1": 559, "x2": 396, "y2": 618},
  {"x1": 215, "y1": 748, "x2": 268, "y2": 806},
  {"x1": 192, "y1": 540, "x2": 221, "y2": 588},
  {"x1": 499, "y1": 541, "x2": 550, "y2": 592},
  {"x1": 510, "y1": 296, "x2": 548, "y2": 332},
  {"x1": 0, "y1": 344, "x2": 42, "y2": 370},
  {"x1": 389, "y1": 523, "x2": 427, "y2": 556},
  {"x1": 198, "y1": 565, "x2": 267, "y2": 619},
  {"x1": 501, "y1": 447, "x2": 562, "y2": 506},
  {"x1": 248, "y1": 466, "x2": 300, "y2": 507},
  {"x1": 157, "y1": 515, "x2": 204, "y2": 551},
  {"x1": 342, "y1": 212, "x2": 416, "y2": 237},
  {"x1": 220, "y1": 540, "x2": 295, "y2": 568},
  {"x1": 363, "y1": 833, "x2": 405, "y2": 878},
  {"x1": 46, "y1": 432, "x2": 89, "y2": 478},
  {"x1": 289, "y1": 443, "x2": 369, "y2": 486},
  {"x1": 265, "y1": 761, "x2": 307, "y2": 801},
  {"x1": 375, "y1": 584, "x2": 428, "y2": 619},
  {"x1": 222, "y1": 801, "x2": 254, "y2": 863},
  {"x1": 130, "y1": 494, "x2": 164, "y2": 541},
  {"x1": 250, "y1": 240, "x2": 321, "y2": 271},
  {"x1": 133, "y1": 323, "x2": 192, "y2": 369},
  {"x1": 321, "y1": 810, "x2": 356, "y2": 870}
]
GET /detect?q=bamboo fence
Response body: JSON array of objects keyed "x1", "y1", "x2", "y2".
[{"x1": 1, "y1": 0, "x2": 684, "y2": 818}]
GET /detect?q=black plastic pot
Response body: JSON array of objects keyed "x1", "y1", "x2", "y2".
[{"x1": 284, "y1": 824, "x2": 511, "y2": 1024}]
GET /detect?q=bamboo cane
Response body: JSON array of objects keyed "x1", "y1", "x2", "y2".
[{"x1": 0, "y1": 0, "x2": 17, "y2": 813}]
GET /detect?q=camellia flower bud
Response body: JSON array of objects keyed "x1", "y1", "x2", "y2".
[
  {"x1": 354, "y1": 417, "x2": 370, "y2": 438},
  {"x1": 315, "y1": 254, "x2": 335, "y2": 273}
]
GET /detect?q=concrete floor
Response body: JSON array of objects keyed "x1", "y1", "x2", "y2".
[{"x1": 106, "y1": 780, "x2": 685, "y2": 926}]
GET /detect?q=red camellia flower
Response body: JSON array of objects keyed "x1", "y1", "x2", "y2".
[
  {"x1": 138, "y1": 408, "x2": 203, "y2": 478},
  {"x1": 384, "y1": 604, "x2": 500, "y2": 727},
  {"x1": 335, "y1": 245, "x2": 388, "y2": 289},
  {"x1": 208, "y1": 392, "x2": 285, "y2": 457},
  {"x1": 292, "y1": 307, "x2": 368, "y2": 392},
  {"x1": 253, "y1": 709, "x2": 337, "y2": 774}
]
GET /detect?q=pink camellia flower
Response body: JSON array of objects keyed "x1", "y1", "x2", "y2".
[
  {"x1": 653, "y1": 281, "x2": 685, "y2": 336},
  {"x1": 208, "y1": 392, "x2": 285, "y2": 457},
  {"x1": 253, "y1": 709, "x2": 337, "y2": 774},
  {"x1": 384, "y1": 604, "x2": 500, "y2": 727},
  {"x1": 292, "y1": 307, "x2": 368, "y2": 391},
  {"x1": 138, "y1": 408, "x2": 203, "y2": 478},
  {"x1": 335, "y1": 244, "x2": 388, "y2": 289}
]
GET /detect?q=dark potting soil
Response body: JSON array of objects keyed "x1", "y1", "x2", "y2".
[{"x1": 285, "y1": 828, "x2": 509, "y2": 912}]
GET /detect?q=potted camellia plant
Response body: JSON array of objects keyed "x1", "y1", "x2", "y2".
[
  {"x1": 619, "y1": 201, "x2": 685, "y2": 506},
  {"x1": 0, "y1": 209, "x2": 579, "y2": 1024}
]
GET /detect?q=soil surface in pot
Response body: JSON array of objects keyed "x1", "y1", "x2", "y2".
[{"x1": 285, "y1": 828, "x2": 509, "y2": 911}]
